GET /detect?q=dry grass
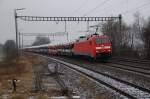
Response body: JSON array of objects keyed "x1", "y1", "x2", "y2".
[
  {"x1": 0, "y1": 53, "x2": 42, "y2": 98},
  {"x1": 11, "y1": 94, "x2": 26, "y2": 99},
  {"x1": 0, "y1": 56, "x2": 32, "y2": 96},
  {"x1": 0, "y1": 53, "x2": 70, "y2": 98},
  {"x1": 37, "y1": 94, "x2": 48, "y2": 99}
]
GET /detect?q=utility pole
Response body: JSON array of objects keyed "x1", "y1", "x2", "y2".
[
  {"x1": 87, "y1": 21, "x2": 89, "y2": 32},
  {"x1": 119, "y1": 14, "x2": 122, "y2": 35},
  {"x1": 65, "y1": 21, "x2": 68, "y2": 42},
  {"x1": 22, "y1": 34, "x2": 24, "y2": 48},
  {"x1": 14, "y1": 8, "x2": 25, "y2": 57},
  {"x1": 119, "y1": 14, "x2": 122, "y2": 56},
  {"x1": 14, "y1": 9, "x2": 18, "y2": 57},
  {"x1": 19, "y1": 32, "x2": 21, "y2": 49}
]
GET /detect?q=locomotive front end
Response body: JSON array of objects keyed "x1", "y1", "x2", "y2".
[{"x1": 95, "y1": 36, "x2": 112, "y2": 59}]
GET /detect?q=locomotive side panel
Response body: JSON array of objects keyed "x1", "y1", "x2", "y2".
[{"x1": 73, "y1": 39, "x2": 94, "y2": 57}]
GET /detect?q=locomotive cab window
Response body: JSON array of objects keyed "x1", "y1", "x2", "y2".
[{"x1": 96, "y1": 38, "x2": 110, "y2": 44}]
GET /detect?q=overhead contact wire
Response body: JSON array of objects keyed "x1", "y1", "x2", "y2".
[
  {"x1": 71, "y1": 0, "x2": 89, "y2": 16},
  {"x1": 83, "y1": 0, "x2": 111, "y2": 16},
  {"x1": 122, "y1": 1, "x2": 150, "y2": 14}
]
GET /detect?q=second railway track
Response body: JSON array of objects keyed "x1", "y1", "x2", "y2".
[
  {"x1": 108, "y1": 61, "x2": 150, "y2": 71},
  {"x1": 101, "y1": 62, "x2": 150, "y2": 78},
  {"x1": 111, "y1": 57, "x2": 150, "y2": 65}
]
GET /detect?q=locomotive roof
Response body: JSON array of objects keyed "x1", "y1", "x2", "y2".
[
  {"x1": 23, "y1": 42, "x2": 74, "y2": 49},
  {"x1": 93, "y1": 35, "x2": 110, "y2": 38},
  {"x1": 23, "y1": 43, "x2": 52, "y2": 49},
  {"x1": 79, "y1": 34, "x2": 110, "y2": 40}
]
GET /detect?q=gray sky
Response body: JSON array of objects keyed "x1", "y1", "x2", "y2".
[{"x1": 0, "y1": 0, "x2": 150, "y2": 45}]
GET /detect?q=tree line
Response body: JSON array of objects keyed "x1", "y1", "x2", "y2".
[
  {"x1": 102, "y1": 13, "x2": 150, "y2": 59},
  {"x1": 2, "y1": 36, "x2": 50, "y2": 62}
]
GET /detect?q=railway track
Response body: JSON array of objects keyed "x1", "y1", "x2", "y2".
[
  {"x1": 53, "y1": 55, "x2": 150, "y2": 78},
  {"x1": 111, "y1": 57, "x2": 150, "y2": 65},
  {"x1": 106, "y1": 57, "x2": 150, "y2": 78},
  {"x1": 47, "y1": 62, "x2": 68, "y2": 91},
  {"x1": 108, "y1": 61, "x2": 150, "y2": 71},
  {"x1": 32, "y1": 65, "x2": 44, "y2": 91},
  {"x1": 101, "y1": 63, "x2": 150, "y2": 78},
  {"x1": 53, "y1": 56, "x2": 150, "y2": 89},
  {"x1": 39, "y1": 54, "x2": 150, "y2": 99}
]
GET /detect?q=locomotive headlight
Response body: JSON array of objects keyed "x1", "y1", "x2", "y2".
[
  {"x1": 96, "y1": 47, "x2": 102, "y2": 49},
  {"x1": 104, "y1": 46, "x2": 111, "y2": 48}
]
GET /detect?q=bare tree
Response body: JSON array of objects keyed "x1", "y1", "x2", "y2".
[
  {"x1": 131, "y1": 12, "x2": 145, "y2": 46},
  {"x1": 101, "y1": 18, "x2": 142, "y2": 57},
  {"x1": 130, "y1": 12, "x2": 146, "y2": 58},
  {"x1": 0, "y1": 43, "x2": 3, "y2": 53},
  {"x1": 32, "y1": 36, "x2": 51, "y2": 46},
  {"x1": 3, "y1": 40, "x2": 17, "y2": 61},
  {"x1": 101, "y1": 13, "x2": 148, "y2": 58},
  {"x1": 141, "y1": 17, "x2": 150, "y2": 59}
]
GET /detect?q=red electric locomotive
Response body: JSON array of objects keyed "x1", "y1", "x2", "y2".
[
  {"x1": 73, "y1": 34, "x2": 112, "y2": 60},
  {"x1": 47, "y1": 33, "x2": 112, "y2": 60}
]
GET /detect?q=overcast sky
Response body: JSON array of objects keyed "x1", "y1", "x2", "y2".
[{"x1": 0, "y1": 0, "x2": 150, "y2": 45}]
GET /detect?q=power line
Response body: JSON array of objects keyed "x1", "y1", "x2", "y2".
[
  {"x1": 122, "y1": 1, "x2": 150, "y2": 15},
  {"x1": 92, "y1": 0, "x2": 124, "y2": 17},
  {"x1": 70, "y1": 0, "x2": 89, "y2": 16},
  {"x1": 83, "y1": 0, "x2": 111, "y2": 16}
]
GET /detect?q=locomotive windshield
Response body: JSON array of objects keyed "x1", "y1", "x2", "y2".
[{"x1": 96, "y1": 38, "x2": 110, "y2": 44}]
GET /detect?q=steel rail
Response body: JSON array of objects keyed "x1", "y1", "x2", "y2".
[
  {"x1": 112, "y1": 57, "x2": 150, "y2": 64},
  {"x1": 108, "y1": 61, "x2": 150, "y2": 70},
  {"x1": 101, "y1": 63, "x2": 150, "y2": 77}
]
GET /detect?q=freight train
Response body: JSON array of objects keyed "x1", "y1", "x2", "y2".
[{"x1": 25, "y1": 34, "x2": 112, "y2": 61}]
